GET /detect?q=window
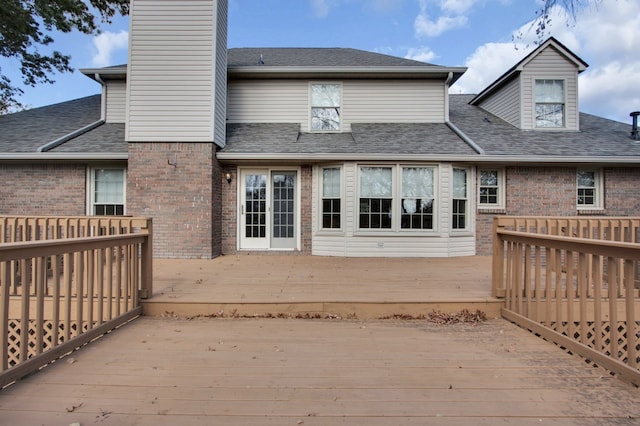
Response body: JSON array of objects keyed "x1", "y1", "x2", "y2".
[
  {"x1": 535, "y1": 79, "x2": 564, "y2": 128},
  {"x1": 359, "y1": 167, "x2": 393, "y2": 229},
  {"x1": 321, "y1": 167, "x2": 341, "y2": 229},
  {"x1": 577, "y1": 170, "x2": 602, "y2": 209},
  {"x1": 478, "y1": 169, "x2": 504, "y2": 209},
  {"x1": 91, "y1": 168, "x2": 126, "y2": 215},
  {"x1": 452, "y1": 168, "x2": 468, "y2": 230},
  {"x1": 356, "y1": 165, "x2": 438, "y2": 232},
  {"x1": 310, "y1": 83, "x2": 340, "y2": 131},
  {"x1": 401, "y1": 167, "x2": 434, "y2": 230}
]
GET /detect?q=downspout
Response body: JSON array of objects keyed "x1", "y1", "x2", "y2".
[
  {"x1": 444, "y1": 72, "x2": 485, "y2": 155},
  {"x1": 446, "y1": 120, "x2": 485, "y2": 155},
  {"x1": 37, "y1": 72, "x2": 107, "y2": 152}
]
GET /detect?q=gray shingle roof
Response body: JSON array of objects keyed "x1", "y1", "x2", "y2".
[
  {"x1": 0, "y1": 95, "x2": 101, "y2": 153},
  {"x1": 223, "y1": 122, "x2": 475, "y2": 157},
  {"x1": 228, "y1": 48, "x2": 439, "y2": 68},
  {"x1": 449, "y1": 94, "x2": 639, "y2": 158},
  {"x1": 48, "y1": 123, "x2": 126, "y2": 153}
]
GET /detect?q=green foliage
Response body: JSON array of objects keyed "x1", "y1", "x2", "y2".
[{"x1": 0, "y1": 0, "x2": 129, "y2": 113}]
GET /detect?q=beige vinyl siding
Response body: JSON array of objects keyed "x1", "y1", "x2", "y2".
[
  {"x1": 213, "y1": 0, "x2": 227, "y2": 147},
  {"x1": 477, "y1": 76, "x2": 521, "y2": 127},
  {"x1": 343, "y1": 80, "x2": 446, "y2": 126},
  {"x1": 311, "y1": 163, "x2": 475, "y2": 257},
  {"x1": 227, "y1": 80, "x2": 308, "y2": 124},
  {"x1": 127, "y1": 0, "x2": 219, "y2": 142},
  {"x1": 105, "y1": 80, "x2": 126, "y2": 123},
  {"x1": 227, "y1": 79, "x2": 447, "y2": 131},
  {"x1": 521, "y1": 47, "x2": 580, "y2": 130}
]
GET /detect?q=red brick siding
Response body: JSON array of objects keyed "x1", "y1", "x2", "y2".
[
  {"x1": 603, "y1": 168, "x2": 640, "y2": 214},
  {"x1": 475, "y1": 166, "x2": 640, "y2": 255},
  {"x1": 127, "y1": 143, "x2": 220, "y2": 259},
  {"x1": 221, "y1": 166, "x2": 237, "y2": 254},
  {"x1": 0, "y1": 163, "x2": 86, "y2": 215}
]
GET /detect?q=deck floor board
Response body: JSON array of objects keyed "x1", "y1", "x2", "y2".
[{"x1": 1, "y1": 317, "x2": 639, "y2": 425}]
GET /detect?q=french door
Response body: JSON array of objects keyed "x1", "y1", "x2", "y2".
[{"x1": 240, "y1": 169, "x2": 298, "y2": 250}]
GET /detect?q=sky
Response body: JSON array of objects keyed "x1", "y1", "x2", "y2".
[{"x1": 3, "y1": 0, "x2": 639, "y2": 124}]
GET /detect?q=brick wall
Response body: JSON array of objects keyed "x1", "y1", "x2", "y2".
[
  {"x1": 221, "y1": 166, "x2": 237, "y2": 254},
  {"x1": 475, "y1": 166, "x2": 640, "y2": 255},
  {"x1": 0, "y1": 163, "x2": 86, "y2": 215},
  {"x1": 127, "y1": 143, "x2": 220, "y2": 259}
]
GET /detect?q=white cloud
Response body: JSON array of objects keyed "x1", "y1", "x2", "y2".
[
  {"x1": 405, "y1": 47, "x2": 437, "y2": 63},
  {"x1": 440, "y1": 0, "x2": 478, "y2": 15},
  {"x1": 310, "y1": 0, "x2": 331, "y2": 18},
  {"x1": 451, "y1": 42, "x2": 529, "y2": 94},
  {"x1": 415, "y1": 13, "x2": 467, "y2": 37},
  {"x1": 451, "y1": 0, "x2": 640, "y2": 123},
  {"x1": 91, "y1": 30, "x2": 128, "y2": 67}
]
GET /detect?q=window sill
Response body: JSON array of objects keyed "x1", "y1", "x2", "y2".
[
  {"x1": 354, "y1": 230, "x2": 441, "y2": 237},
  {"x1": 478, "y1": 207, "x2": 506, "y2": 214},
  {"x1": 577, "y1": 208, "x2": 605, "y2": 215}
]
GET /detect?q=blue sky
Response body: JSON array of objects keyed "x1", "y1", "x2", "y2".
[{"x1": 4, "y1": 0, "x2": 639, "y2": 124}]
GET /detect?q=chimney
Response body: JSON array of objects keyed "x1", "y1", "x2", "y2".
[{"x1": 631, "y1": 111, "x2": 640, "y2": 141}]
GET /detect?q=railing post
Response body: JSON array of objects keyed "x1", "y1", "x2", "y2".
[
  {"x1": 492, "y1": 217, "x2": 505, "y2": 298},
  {"x1": 140, "y1": 219, "x2": 153, "y2": 300}
]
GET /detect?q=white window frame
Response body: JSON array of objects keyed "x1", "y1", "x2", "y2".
[
  {"x1": 452, "y1": 167, "x2": 470, "y2": 232},
  {"x1": 87, "y1": 167, "x2": 127, "y2": 216},
  {"x1": 319, "y1": 166, "x2": 343, "y2": 231},
  {"x1": 355, "y1": 164, "x2": 438, "y2": 234},
  {"x1": 534, "y1": 79, "x2": 565, "y2": 129},
  {"x1": 577, "y1": 169, "x2": 603, "y2": 210},
  {"x1": 309, "y1": 82, "x2": 342, "y2": 132},
  {"x1": 477, "y1": 168, "x2": 505, "y2": 210}
]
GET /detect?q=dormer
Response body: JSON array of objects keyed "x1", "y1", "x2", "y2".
[{"x1": 469, "y1": 37, "x2": 588, "y2": 131}]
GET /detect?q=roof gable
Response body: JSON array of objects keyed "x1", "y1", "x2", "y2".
[{"x1": 470, "y1": 37, "x2": 588, "y2": 105}]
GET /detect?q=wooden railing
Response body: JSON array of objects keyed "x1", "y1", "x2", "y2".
[
  {"x1": 492, "y1": 216, "x2": 640, "y2": 297},
  {"x1": 493, "y1": 216, "x2": 640, "y2": 386},
  {"x1": 0, "y1": 216, "x2": 153, "y2": 388}
]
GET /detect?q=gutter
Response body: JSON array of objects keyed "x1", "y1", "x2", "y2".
[
  {"x1": 0, "y1": 153, "x2": 127, "y2": 161},
  {"x1": 37, "y1": 72, "x2": 107, "y2": 153},
  {"x1": 216, "y1": 152, "x2": 640, "y2": 164}
]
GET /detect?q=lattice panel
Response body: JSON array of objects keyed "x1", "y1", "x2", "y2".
[
  {"x1": 6, "y1": 320, "x2": 92, "y2": 367},
  {"x1": 549, "y1": 321, "x2": 640, "y2": 367}
]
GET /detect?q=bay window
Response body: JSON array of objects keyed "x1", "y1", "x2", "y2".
[
  {"x1": 321, "y1": 167, "x2": 342, "y2": 229},
  {"x1": 359, "y1": 167, "x2": 393, "y2": 229},
  {"x1": 401, "y1": 167, "x2": 434, "y2": 230},
  {"x1": 452, "y1": 168, "x2": 468, "y2": 230},
  {"x1": 357, "y1": 165, "x2": 437, "y2": 232}
]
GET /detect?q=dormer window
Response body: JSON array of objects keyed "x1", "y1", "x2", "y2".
[
  {"x1": 310, "y1": 83, "x2": 341, "y2": 131},
  {"x1": 535, "y1": 79, "x2": 564, "y2": 128}
]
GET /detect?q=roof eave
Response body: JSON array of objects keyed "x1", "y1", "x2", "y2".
[
  {"x1": 0, "y1": 153, "x2": 128, "y2": 161},
  {"x1": 217, "y1": 152, "x2": 640, "y2": 164},
  {"x1": 80, "y1": 67, "x2": 127, "y2": 81},
  {"x1": 228, "y1": 66, "x2": 466, "y2": 81}
]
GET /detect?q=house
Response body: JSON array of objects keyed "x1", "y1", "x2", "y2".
[{"x1": 1, "y1": 0, "x2": 639, "y2": 259}]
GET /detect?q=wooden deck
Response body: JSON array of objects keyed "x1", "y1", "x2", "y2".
[
  {"x1": 1, "y1": 316, "x2": 639, "y2": 424},
  {"x1": 144, "y1": 255, "x2": 502, "y2": 318}
]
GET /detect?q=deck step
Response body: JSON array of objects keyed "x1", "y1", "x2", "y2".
[{"x1": 142, "y1": 299, "x2": 504, "y2": 319}]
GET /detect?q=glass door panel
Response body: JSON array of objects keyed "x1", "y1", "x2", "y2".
[
  {"x1": 271, "y1": 171, "x2": 296, "y2": 249},
  {"x1": 240, "y1": 171, "x2": 269, "y2": 249}
]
